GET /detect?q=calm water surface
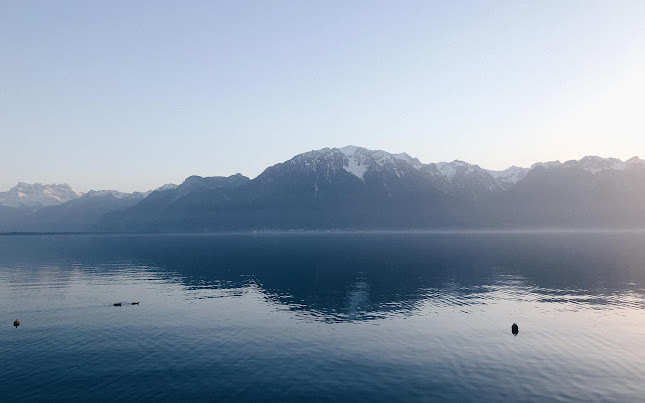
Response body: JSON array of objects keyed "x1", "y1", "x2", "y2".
[{"x1": 1, "y1": 232, "x2": 645, "y2": 401}]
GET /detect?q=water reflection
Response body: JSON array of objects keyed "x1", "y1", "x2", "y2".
[
  {"x1": 3, "y1": 233, "x2": 645, "y2": 401},
  {"x1": 1, "y1": 232, "x2": 644, "y2": 322}
]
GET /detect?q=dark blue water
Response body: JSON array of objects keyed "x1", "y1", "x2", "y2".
[{"x1": 2, "y1": 232, "x2": 645, "y2": 401}]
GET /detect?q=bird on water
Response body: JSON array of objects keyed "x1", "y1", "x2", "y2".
[
  {"x1": 512, "y1": 323, "x2": 519, "y2": 336},
  {"x1": 13, "y1": 319, "x2": 20, "y2": 328}
]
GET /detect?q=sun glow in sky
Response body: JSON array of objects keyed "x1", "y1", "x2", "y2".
[{"x1": 1, "y1": 0, "x2": 644, "y2": 192}]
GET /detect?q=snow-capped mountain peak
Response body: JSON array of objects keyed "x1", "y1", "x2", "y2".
[
  {"x1": 526, "y1": 156, "x2": 643, "y2": 174},
  {"x1": 0, "y1": 182, "x2": 83, "y2": 208},
  {"x1": 431, "y1": 160, "x2": 502, "y2": 193},
  {"x1": 563, "y1": 156, "x2": 626, "y2": 173},
  {"x1": 155, "y1": 183, "x2": 178, "y2": 192},
  {"x1": 485, "y1": 166, "x2": 530, "y2": 189},
  {"x1": 338, "y1": 145, "x2": 360, "y2": 156},
  {"x1": 435, "y1": 160, "x2": 476, "y2": 181},
  {"x1": 338, "y1": 146, "x2": 368, "y2": 180},
  {"x1": 337, "y1": 145, "x2": 423, "y2": 181},
  {"x1": 392, "y1": 152, "x2": 419, "y2": 165},
  {"x1": 485, "y1": 156, "x2": 645, "y2": 189}
]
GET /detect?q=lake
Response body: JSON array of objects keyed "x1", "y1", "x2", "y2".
[{"x1": 1, "y1": 232, "x2": 645, "y2": 401}]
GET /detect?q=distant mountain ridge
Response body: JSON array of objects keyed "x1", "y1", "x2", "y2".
[
  {"x1": 2, "y1": 147, "x2": 645, "y2": 232},
  {"x1": 0, "y1": 183, "x2": 175, "y2": 232},
  {"x1": 0, "y1": 182, "x2": 83, "y2": 208}
]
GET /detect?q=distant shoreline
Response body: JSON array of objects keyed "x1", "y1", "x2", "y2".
[{"x1": 3, "y1": 228, "x2": 645, "y2": 236}]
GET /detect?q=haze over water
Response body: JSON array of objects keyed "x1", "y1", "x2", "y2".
[{"x1": 2, "y1": 232, "x2": 645, "y2": 401}]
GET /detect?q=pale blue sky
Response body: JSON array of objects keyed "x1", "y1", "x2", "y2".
[{"x1": 2, "y1": 1, "x2": 644, "y2": 192}]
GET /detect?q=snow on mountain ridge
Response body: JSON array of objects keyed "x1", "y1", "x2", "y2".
[
  {"x1": 563, "y1": 156, "x2": 626, "y2": 173},
  {"x1": 435, "y1": 161, "x2": 473, "y2": 181},
  {"x1": 527, "y1": 156, "x2": 644, "y2": 174},
  {"x1": 487, "y1": 166, "x2": 528, "y2": 180},
  {"x1": 338, "y1": 145, "x2": 422, "y2": 181},
  {"x1": 392, "y1": 152, "x2": 420, "y2": 165},
  {"x1": 155, "y1": 183, "x2": 178, "y2": 192},
  {"x1": 339, "y1": 146, "x2": 368, "y2": 180},
  {"x1": 486, "y1": 166, "x2": 530, "y2": 189},
  {"x1": 278, "y1": 147, "x2": 645, "y2": 189},
  {"x1": 5, "y1": 152, "x2": 643, "y2": 208},
  {"x1": 530, "y1": 160, "x2": 562, "y2": 170},
  {"x1": 483, "y1": 156, "x2": 645, "y2": 188},
  {"x1": 434, "y1": 160, "x2": 498, "y2": 184},
  {"x1": 0, "y1": 182, "x2": 83, "y2": 208}
]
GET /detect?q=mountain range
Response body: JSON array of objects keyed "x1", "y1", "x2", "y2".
[{"x1": 2, "y1": 146, "x2": 645, "y2": 232}]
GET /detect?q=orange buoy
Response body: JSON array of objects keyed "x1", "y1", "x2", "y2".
[{"x1": 13, "y1": 319, "x2": 20, "y2": 328}]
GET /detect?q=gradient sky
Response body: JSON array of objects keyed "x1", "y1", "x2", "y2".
[{"x1": 2, "y1": 1, "x2": 644, "y2": 192}]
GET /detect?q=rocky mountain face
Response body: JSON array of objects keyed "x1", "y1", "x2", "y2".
[
  {"x1": 241, "y1": 147, "x2": 460, "y2": 229},
  {"x1": 255, "y1": 146, "x2": 500, "y2": 200},
  {"x1": 3, "y1": 148, "x2": 645, "y2": 232}
]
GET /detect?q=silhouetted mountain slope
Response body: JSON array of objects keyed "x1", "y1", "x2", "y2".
[
  {"x1": 0, "y1": 205, "x2": 32, "y2": 232},
  {"x1": 5, "y1": 148, "x2": 645, "y2": 232},
  {"x1": 97, "y1": 148, "x2": 475, "y2": 232},
  {"x1": 96, "y1": 149, "x2": 645, "y2": 232},
  {"x1": 483, "y1": 163, "x2": 645, "y2": 227},
  {"x1": 238, "y1": 147, "x2": 465, "y2": 228},
  {"x1": 5, "y1": 191, "x2": 150, "y2": 232},
  {"x1": 97, "y1": 174, "x2": 252, "y2": 232}
]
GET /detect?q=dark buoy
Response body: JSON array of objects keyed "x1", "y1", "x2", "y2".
[
  {"x1": 114, "y1": 302, "x2": 122, "y2": 307},
  {"x1": 13, "y1": 319, "x2": 20, "y2": 328},
  {"x1": 512, "y1": 323, "x2": 519, "y2": 336},
  {"x1": 131, "y1": 302, "x2": 139, "y2": 305}
]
